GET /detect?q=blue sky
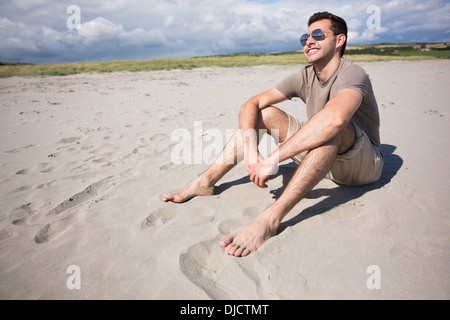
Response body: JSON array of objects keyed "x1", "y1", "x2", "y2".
[{"x1": 1, "y1": 0, "x2": 449, "y2": 64}]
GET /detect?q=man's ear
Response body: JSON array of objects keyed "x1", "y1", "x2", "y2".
[
  {"x1": 335, "y1": 33, "x2": 346, "y2": 56},
  {"x1": 336, "y1": 34, "x2": 346, "y2": 49}
]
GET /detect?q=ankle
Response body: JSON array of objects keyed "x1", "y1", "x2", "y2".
[
  {"x1": 198, "y1": 174, "x2": 216, "y2": 189},
  {"x1": 265, "y1": 203, "x2": 289, "y2": 227}
]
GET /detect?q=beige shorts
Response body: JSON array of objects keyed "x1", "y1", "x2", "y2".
[{"x1": 286, "y1": 114, "x2": 383, "y2": 186}]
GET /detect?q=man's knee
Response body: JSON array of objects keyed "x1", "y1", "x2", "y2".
[
  {"x1": 258, "y1": 106, "x2": 279, "y2": 124},
  {"x1": 257, "y1": 106, "x2": 289, "y2": 142}
]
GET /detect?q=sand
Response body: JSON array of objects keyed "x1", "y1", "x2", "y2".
[{"x1": 0, "y1": 60, "x2": 449, "y2": 300}]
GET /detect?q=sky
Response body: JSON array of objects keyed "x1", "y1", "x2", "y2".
[{"x1": 1, "y1": 0, "x2": 449, "y2": 64}]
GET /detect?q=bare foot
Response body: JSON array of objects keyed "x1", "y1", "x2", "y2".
[
  {"x1": 163, "y1": 176, "x2": 215, "y2": 203},
  {"x1": 220, "y1": 209, "x2": 280, "y2": 257}
]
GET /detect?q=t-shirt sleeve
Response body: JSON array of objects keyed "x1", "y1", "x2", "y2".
[
  {"x1": 336, "y1": 65, "x2": 370, "y2": 96},
  {"x1": 275, "y1": 71, "x2": 304, "y2": 100}
]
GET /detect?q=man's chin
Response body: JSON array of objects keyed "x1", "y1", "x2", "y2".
[{"x1": 305, "y1": 56, "x2": 318, "y2": 64}]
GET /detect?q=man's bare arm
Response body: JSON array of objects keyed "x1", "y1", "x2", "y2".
[
  {"x1": 271, "y1": 88, "x2": 363, "y2": 164},
  {"x1": 238, "y1": 88, "x2": 287, "y2": 169}
]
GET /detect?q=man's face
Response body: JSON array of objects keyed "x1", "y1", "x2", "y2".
[{"x1": 303, "y1": 19, "x2": 337, "y2": 64}]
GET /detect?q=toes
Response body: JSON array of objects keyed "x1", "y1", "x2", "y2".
[
  {"x1": 224, "y1": 242, "x2": 245, "y2": 257},
  {"x1": 220, "y1": 234, "x2": 258, "y2": 257},
  {"x1": 224, "y1": 241, "x2": 256, "y2": 257},
  {"x1": 227, "y1": 244, "x2": 239, "y2": 256},
  {"x1": 233, "y1": 245, "x2": 255, "y2": 257},
  {"x1": 234, "y1": 246, "x2": 244, "y2": 257},
  {"x1": 163, "y1": 193, "x2": 190, "y2": 203},
  {"x1": 219, "y1": 239, "x2": 228, "y2": 248},
  {"x1": 241, "y1": 248, "x2": 251, "y2": 257},
  {"x1": 220, "y1": 234, "x2": 256, "y2": 257},
  {"x1": 220, "y1": 235, "x2": 234, "y2": 248},
  {"x1": 172, "y1": 194, "x2": 184, "y2": 203}
]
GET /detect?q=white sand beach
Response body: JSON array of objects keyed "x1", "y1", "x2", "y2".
[{"x1": 0, "y1": 59, "x2": 449, "y2": 299}]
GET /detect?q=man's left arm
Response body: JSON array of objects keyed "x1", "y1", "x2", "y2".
[{"x1": 258, "y1": 88, "x2": 363, "y2": 181}]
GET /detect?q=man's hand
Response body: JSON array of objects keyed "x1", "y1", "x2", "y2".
[
  {"x1": 246, "y1": 153, "x2": 279, "y2": 188},
  {"x1": 242, "y1": 129, "x2": 279, "y2": 189}
]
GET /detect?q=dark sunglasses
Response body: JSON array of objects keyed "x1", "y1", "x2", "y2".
[{"x1": 300, "y1": 29, "x2": 336, "y2": 46}]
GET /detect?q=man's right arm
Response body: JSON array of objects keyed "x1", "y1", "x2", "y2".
[
  {"x1": 239, "y1": 88, "x2": 287, "y2": 130},
  {"x1": 238, "y1": 88, "x2": 288, "y2": 179}
]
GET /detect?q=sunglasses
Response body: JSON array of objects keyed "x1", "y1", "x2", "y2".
[{"x1": 300, "y1": 29, "x2": 336, "y2": 46}]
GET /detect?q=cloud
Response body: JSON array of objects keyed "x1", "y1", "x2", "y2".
[
  {"x1": 78, "y1": 17, "x2": 124, "y2": 40},
  {"x1": 12, "y1": 0, "x2": 48, "y2": 10},
  {"x1": 77, "y1": 17, "x2": 166, "y2": 47},
  {"x1": 0, "y1": 0, "x2": 449, "y2": 64},
  {"x1": 0, "y1": 14, "x2": 169, "y2": 63}
]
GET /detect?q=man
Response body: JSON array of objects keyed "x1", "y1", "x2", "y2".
[{"x1": 164, "y1": 12, "x2": 383, "y2": 257}]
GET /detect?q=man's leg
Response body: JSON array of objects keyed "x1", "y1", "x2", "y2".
[
  {"x1": 163, "y1": 106, "x2": 290, "y2": 203},
  {"x1": 220, "y1": 123, "x2": 356, "y2": 257},
  {"x1": 163, "y1": 129, "x2": 243, "y2": 203}
]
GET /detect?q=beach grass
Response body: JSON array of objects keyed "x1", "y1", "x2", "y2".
[
  {"x1": 0, "y1": 53, "x2": 306, "y2": 78},
  {"x1": 1, "y1": 44, "x2": 449, "y2": 78}
]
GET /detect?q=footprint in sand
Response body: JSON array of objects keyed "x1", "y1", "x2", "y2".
[
  {"x1": 147, "y1": 133, "x2": 167, "y2": 143},
  {"x1": 8, "y1": 176, "x2": 115, "y2": 244},
  {"x1": 16, "y1": 163, "x2": 56, "y2": 175},
  {"x1": 11, "y1": 201, "x2": 43, "y2": 225},
  {"x1": 181, "y1": 221, "x2": 308, "y2": 299},
  {"x1": 141, "y1": 206, "x2": 214, "y2": 229},
  {"x1": 179, "y1": 235, "x2": 232, "y2": 299},
  {"x1": 159, "y1": 162, "x2": 193, "y2": 172},
  {"x1": 179, "y1": 216, "x2": 268, "y2": 300},
  {"x1": 58, "y1": 136, "x2": 81, "y2": 144},
  {"x1": 5, "y1": 144, "x2": 40, "y2": 154},
  {"x1": 35, "y1": 219, "x2": 72, "y2": 244},
  {"x1": 122, "y1": 145, "x2": 148, "y2": 160},
  {"x1": 46, "y1": 176, "x2": 114, "y2": 217},
  {"x1": 325, "y1": 199, "x2": 398, "y2": 234},
  {"x1": 0, "y1": 227, "x2": 13, "y2": 241},
  {"x1": 215, "y1": 208, "x2": 259, "y2": 235},
  {"x1": 159, "y1": 163, "x2": 174, "y2": 171},
  {"x1": 142, "y1": 207, "x2": 177, "y2": 228},
  {"x1": 33, "y1": 176, "x2": 115, "y2": 244}
]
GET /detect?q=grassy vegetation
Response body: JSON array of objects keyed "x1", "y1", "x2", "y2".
[
  {"x1": 346, "y1": 43, "x2": 450, "y2": 59},
  {"x1": 1, "y1": 43, "x2": 448, "y2": 78},
  {"x1": 0, "y1": 53, "x2": 307, "y2": 78}
]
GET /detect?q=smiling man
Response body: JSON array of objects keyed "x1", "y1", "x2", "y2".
[{"x1": 163, "y1": 12, "x2": 383, "y2": 257}]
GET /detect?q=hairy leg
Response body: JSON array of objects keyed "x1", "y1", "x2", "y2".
[
  {"x1": 220, "y1": 123, "x2": 356, "y2": 257},
  {"x1": 163, "y1": 106, "x2": 290, "y2": 203},
  {"x1": 163, "y1": 129, "x2": 244, "y2": 203}
]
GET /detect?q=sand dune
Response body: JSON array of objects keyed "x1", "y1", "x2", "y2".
[{"x1": 0, "y1": 60, "x2": 449, "y2": 299}]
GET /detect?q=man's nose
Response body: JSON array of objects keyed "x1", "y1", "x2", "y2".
[{"x1": 305, "y1": 34, "x2": 316, "y2": 46}]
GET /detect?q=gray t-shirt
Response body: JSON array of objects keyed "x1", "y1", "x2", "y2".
[{"x1": 275, "y1": 58, "x2": 381, "y2": 148}]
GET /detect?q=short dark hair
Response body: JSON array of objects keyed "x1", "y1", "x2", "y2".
[{"x1": 308, "y1": 12, "x2": 348, "y2": 57}]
